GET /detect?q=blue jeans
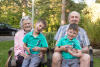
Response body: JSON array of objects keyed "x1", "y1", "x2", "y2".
[
  {"x1": 62, "y1": 59, "x2": 79, "y2": 67},
  {"x1": 22, "y1": 54, "x2": 41, "y2": 67}
]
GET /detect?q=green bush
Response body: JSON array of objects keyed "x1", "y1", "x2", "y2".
[
  {"x1": 81, "y1": 16, "x2": 100, "y2": 48},
  {"x1": 45, "y1": 32, "x2": 56, "y2": 48}
]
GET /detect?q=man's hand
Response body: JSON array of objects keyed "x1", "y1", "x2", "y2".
[
  {"x1": 67, "y1": 48, "x2": 72, "y2": 53},
  {"x1": 72, "y1": 49, "x2": 78, "y2": 53},
  {"x1": 67, "y1": 48, "x2": 77, "y2": 54},
  {"x1": 60, "y1": 46, "x2": 66, "y2": 52},
  {"x1": 60, "y1": 45, "x2": 72, "y2": 52},
  {"x1": 82, "y1": 46, "x2": 89, "y2": 53},
  {"x1": 55, "y1": 45, "x2": 72, "y2": 52},
  {"x1": 67, "y1": 48, "x2": 77, "y2": 56},
  {"x1": 67, "y1": 48, "x2": 82, "y2": 57}
]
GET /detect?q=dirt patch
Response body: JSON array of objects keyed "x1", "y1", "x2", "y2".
[
  {"x1": 93, "y1": 49, "x2": 100, "y2": 57},
  {"x1": 0, "y1": 36, "x2": 14, "y2": 41}
]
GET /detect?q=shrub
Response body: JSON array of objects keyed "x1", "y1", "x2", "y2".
[{"x1": 45, "y1": 32, "x2": 56, "y2": 48}]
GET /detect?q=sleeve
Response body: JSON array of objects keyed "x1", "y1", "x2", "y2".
[
  {"x1": 74, "y1": 40, "x2": 82, "y2": 50},
  {"x1": 14, "y1": 33, "x2": 19, "y2": 57},
  {"x1": 55, "y1": 26, "x2": 67, "y2": 42},
  {"x1": 41, "y1": 36, "x2": 48, "y2": 47},
  {"x1": 14, "y1": 32, "x2": 22, "y2": 59},
  {"x1": 82, "y1": 30, "x2": 90, "y2": 46},
  {"x1": 23, "y1": 34, "x2": 29, "y2": 44},
  {"x1": 54, "y1": 26, "x2": 63, "y2": 41}
]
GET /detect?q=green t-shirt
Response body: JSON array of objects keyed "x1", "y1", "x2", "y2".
[
  {"x1": 23, "y1": 31, "x2": 48, "y2": 54},
  {"x1": 56, "y1": 35, "x2": 81, "y2": 59}
]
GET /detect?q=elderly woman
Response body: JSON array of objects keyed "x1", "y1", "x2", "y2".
[{"x1": 14, "y1": 16, "x2": 32, "y2": 67}]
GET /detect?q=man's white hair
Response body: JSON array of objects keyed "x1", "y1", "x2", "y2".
[
  {"x1": 68, "y1": 11, "x2": 80, "y2": 21},
  {"x1": 20, "y1": 16, "x2": 32, "y2": 28}
]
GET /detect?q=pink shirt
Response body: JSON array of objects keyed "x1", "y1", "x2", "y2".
[{"x1": 14, "y1": 29, "x2": 26, "y2": 60}]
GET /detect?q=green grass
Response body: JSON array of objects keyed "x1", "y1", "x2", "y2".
[
  {"x1": 0, "y1": 40, "x2": 100, "y2": 67},
  {"x1": 0, "y1": 40, "x2": 14, "y2": 67},
  {"x1": 94, "y1": 57, "x2": 100, "y2": 67}
]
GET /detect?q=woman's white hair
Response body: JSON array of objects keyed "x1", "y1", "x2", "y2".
[{"x1": 20, "y1": 16, "x2": 32, "y2": 28}]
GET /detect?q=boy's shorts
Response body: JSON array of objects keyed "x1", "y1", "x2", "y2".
[
  {"x1": 62, "y1": 58, "x2": 79, "y2": 67},
  {"x1": 22, "y1": 54, "x2": 41, "y2": 67}
]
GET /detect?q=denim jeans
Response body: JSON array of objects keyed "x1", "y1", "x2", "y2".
[
  {"x1": 22, "y1": 54, "x2": 41, "y2": 67},
  {"x1": 62, "y1": 59, "x2": 79, "y2": 67}
]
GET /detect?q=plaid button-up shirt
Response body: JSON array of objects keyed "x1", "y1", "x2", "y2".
[{"x1": 54, "y1": 24, "x2": 90, "y2": 47}]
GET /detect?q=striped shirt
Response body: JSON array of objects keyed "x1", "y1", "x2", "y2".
[{"x1": 54, "y1": 24, "x2": 90, "y2": 47}]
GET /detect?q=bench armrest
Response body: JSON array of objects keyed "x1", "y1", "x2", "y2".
[{"x1": 89, "y1": 46, "x2": 93, "y2": 67}]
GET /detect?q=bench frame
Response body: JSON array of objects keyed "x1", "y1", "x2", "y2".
[{"x1": 6, "y1": 46, "x2": 93, "y2": 67}]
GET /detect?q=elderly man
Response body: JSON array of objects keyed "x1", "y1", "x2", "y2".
[
  {"x1": 52, "y1": 11, "x2": 90, "y2": 67},
  {"x1": 14, "y1": 16, "x2": 32, "y2": 67}
]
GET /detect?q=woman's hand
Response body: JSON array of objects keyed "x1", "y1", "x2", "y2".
[{"x1": 25, "y1": 47, "x2": 31, "y2": 54}]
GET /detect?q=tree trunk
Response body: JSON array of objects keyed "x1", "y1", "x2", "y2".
[
  {"x1": 61, "y1": 0, "x2": 66, "y2": 25},
  {"x1": 22, "y1": 0, "x2": 27, "y2": 7},
  {"x1": 22, "y1": 0, "x2": 28, "y2": 17}
]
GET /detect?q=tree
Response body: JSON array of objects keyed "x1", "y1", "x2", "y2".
[
  {"x1": 34, "y1": 0, "x2": 61, "y2": 32},
  {"x1": 81, "y1": 3, "x2": 100, "y2": 47},
  {"x1": 61, "y1": 0, "x2": 66, "y2": 25},
  {"x1": 0, "y1": 0, "x2": 86, "y2": 31},
  {"x1": 96, "y1": 0, "x2": 100, "y2": 3}
]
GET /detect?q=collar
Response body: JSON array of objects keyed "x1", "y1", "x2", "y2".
[
  {"x1": 64, "y1": 35, "x2": 76, "y2": 41},
  {"x1": 29, "y1": 30, "x2": 41, "y2": 38}
]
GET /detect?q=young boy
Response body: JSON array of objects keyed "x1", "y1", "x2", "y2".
[
  {"x1": 55, "y1": 24, "x2": 82, "y2": 67},
  {"x1": 22, "y1": 19, "x2": 48, "y2": 67}
]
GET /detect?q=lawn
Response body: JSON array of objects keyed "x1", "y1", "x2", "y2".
[
  {"x1": 0, "y1": 40, "x2": 14, "y2": 67},
  {"x1": 0, "y1": 40, "x2": 100, "y2": 67}
]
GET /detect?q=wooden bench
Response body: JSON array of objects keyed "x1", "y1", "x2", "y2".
[
  {"x1": 6, "y1": 46, "x2": 93, "y2": 67},
  {"x1": 5, "y1": 47, "x2": 50, "y2": 67},
  {"x1": 47, "y1": 46, "x2": 94, "y2": 67}
]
